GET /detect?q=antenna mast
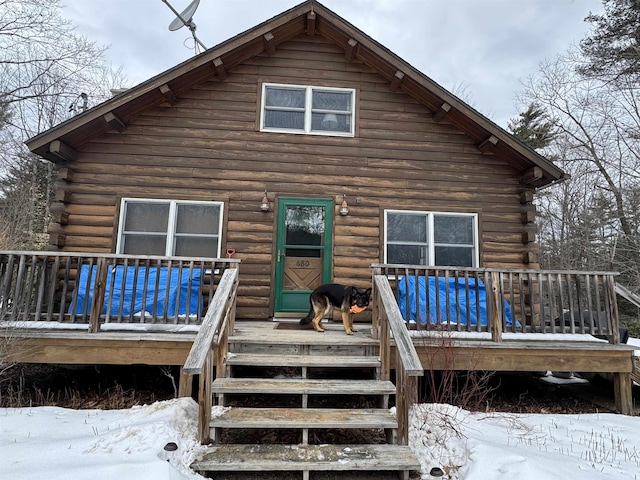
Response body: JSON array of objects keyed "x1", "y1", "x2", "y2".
[{"x1": 161, "y1": 0, "x2": 207, "y2": 53}]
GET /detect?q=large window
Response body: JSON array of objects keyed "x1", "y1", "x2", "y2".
[
  {"x1": 384, "y1": 210, "x2": 478, "y2": 267},
  {"x1": 260, "y1": 83, "x2": 355, "y2": 136},
  {"x1": 117, "y1": 199, "x2": 223, "y2": 258}
]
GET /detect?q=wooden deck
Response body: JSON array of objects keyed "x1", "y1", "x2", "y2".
[
  {"x1": 7, "y1": 329, "x2": 196, "y2": 365},
  {"x1": 8, "y1": 320, "x2": 635, "y2": 381}
]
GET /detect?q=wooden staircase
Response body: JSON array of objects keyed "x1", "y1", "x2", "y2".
[
  {"x1": 183, "y1": 270, "x2": 424, "y2": 479},
  {"x1": 190, "y1": 324, "x2": 421, "y2": 479}
]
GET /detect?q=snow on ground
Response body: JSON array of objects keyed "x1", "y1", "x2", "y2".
[
  {"x1": 1, "y1": 396, "x2": 640, "y2": 480},
  {"x1": 409, "y1": 403, "x2": 640, "y2": 480}
]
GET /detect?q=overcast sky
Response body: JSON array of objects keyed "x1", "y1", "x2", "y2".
[{"x1": 62, "y1": 0, "x2": 604, "y2": 128}]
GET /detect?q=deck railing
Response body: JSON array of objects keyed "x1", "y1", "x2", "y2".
[
  {"x1": 0, "y1": 251, "x2": 240, "y2": 332},
  {"x1": 372, "y1": 264, "x2": 621, "y2": 344}
]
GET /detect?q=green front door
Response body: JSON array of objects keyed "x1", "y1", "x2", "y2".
[{"x1": 274, "y1": 198, "x2": 333, "y2": 313}]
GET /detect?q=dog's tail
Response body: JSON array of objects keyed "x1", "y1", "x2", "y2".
[{"x1": 300, "y1": 306, "x2": 314, "y2": 325}]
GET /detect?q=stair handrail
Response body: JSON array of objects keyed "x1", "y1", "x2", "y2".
[
  {"x1": 183, "y1": 266, "x2": 239, "y2": 443},
  {"x1": 372, "y1": 274, "x2": 423, "y2": 445},
  {"x1": 615, "y1": 283, "x2": 640, "y2": 309}
]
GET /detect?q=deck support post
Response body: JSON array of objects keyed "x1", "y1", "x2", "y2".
[
  {"x1": 197, "y1": 349, "x2": 213, "y2": 444},
  {"x1": 613, "y1": 372, "x2": 633, "y2": 415},
  {"x1": 178, "y1": 367, "x2": 193, "y2": 397},
  {"x1": 396, "y1": 362, "x2": 416, "y2": 446}
]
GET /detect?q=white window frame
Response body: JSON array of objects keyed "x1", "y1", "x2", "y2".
[
  {"x1": 116, "y1": 198, "x2": 224, "y2": 257},
  {"x1": 383, "y1": 210, "x2": 479, "y2": 267},
  {"x1": 260, "y1": 82, "x2": 355, "y2": 137}
]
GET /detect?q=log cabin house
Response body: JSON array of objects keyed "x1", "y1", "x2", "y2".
[
  {"x1": 3, "y1": 1, "x2": 636, "y2": 476},
  {"x1": 26, "y1": 0, "x2": 568, "y2": 316}
]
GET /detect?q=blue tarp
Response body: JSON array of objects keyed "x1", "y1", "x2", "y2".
[
  {"x1": 70, "y1": 265, "x2": 203, "y2": 316},
  {"x1": 398, "y1": 276, "x2": 514, "y2": 326}
]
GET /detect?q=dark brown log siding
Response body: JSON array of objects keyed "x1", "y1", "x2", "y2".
[{"x1": 50, "y1": 34, "x2": 535, "y2": 319}]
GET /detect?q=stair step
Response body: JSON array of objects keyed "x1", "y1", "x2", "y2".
[
  {"x1": 191, "y1": 443, "x2": 421, "y2": 472},
  {"x1": 230, "y1": 325, "x2": 379, "y2": 347},
  {"x1": 212, "y1": 378, "x2": 396, "y2": 396},
  {"x1": 226, "y1": 352, "x2": 381, "y2": 368},
  {"x1": 212, "y1": 407, "x2": 398, "y2": 429}
]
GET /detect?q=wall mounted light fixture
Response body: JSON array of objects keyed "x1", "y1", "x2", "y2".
[
  {"x1": 339, "y1": 193, "x2": 349, "y2": 216},
  {"x1": 260, "y1": 189, "x2": 270, "y2": 212}
]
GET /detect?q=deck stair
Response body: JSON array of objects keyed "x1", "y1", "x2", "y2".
[{"x1": 190, "y1": 322, "x2": 421, "y2": 479}]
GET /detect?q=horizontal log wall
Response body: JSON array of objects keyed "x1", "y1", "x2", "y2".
[{"x1": 50, "y1": 34, "x2": 535, "y2": 319}]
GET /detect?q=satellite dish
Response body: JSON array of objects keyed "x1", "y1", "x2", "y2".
[
  {"x1": 161, "y1": 0, "x2": 207, "y2": 52},
  {"x1": 168, "y1": 0, "x2": 200, "y2": 31}
]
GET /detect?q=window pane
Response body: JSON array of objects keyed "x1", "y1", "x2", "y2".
[
  {"x1": 285, "y1": 206, "x2": 324, "y2": 246},
  {"x1": 122, "y1": 234, "x2": 166, "y2": 255},
  {"x1": 387, "y1": 213, "x2": 427, "y2": 242},
  {"x1": 174, "y1": 236, "x2": 219, "y2": 257},
  {"x1": 176, "y1": 204, "x2": 220, "y2": 234},
  {"x1": 312, "y1": 90, "x2": 351, "y2": 111},
  {"x1": 284, "y1": 248, "x2": 322, "y2": 258},
  {"x1": 311, "y1": 112, "x2": 351, "y2": 132},
  {"x1": 388, "y1": 244, "x2": 426, "y2": 265},
  {"x1": 124, "y1": 203, "x2": 169, "y2": 232},
  {"x1": 435, "y1": 246, "x2": 473, "y2": 267},
  {"x1": 264, "y1": 110, "x2": 304, "y2": 130},
  {"x1": 434, "y1": 215, "x2": 473, "y2": 244},
  {"x1": 265, "y1": 87, "x2": 305, "y2": 108}
]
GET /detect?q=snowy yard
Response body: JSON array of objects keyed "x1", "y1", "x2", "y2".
[{"x1": 2, "y1": 395, "x2": 640, "y2": 480}]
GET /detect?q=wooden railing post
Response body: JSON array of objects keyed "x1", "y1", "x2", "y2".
[
  {"x1": 489, "y1": 272, "x2": 503, "y2": 342},
  {"x1": 605, "y1": 275, "x2": 621, "y2": 344},
  {"x1": 89, "y1": 258, "x2": 108, "y2": 333}
]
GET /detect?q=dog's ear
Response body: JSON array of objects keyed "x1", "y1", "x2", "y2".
[{"x1": 364, "y1": 288, "x2": 372, "y2": 296}]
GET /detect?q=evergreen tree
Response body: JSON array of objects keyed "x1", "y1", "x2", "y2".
[
  {"x1": 579, "y1": 0, "x2": 640, "y2": 80},
  {"x1": 507, "y1": 103, "x2": 557, "y2": 150}
]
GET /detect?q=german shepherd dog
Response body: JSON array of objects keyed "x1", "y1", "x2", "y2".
[{"x1": 300, "y1": 284, "x2": 372, "y2": 335}]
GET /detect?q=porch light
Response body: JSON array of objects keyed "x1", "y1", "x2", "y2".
[
  {"x1": 260, "y1": 189, "x2": 270, "y2": 212},
  {"x1": 339, "y1": 193, "x2": 349, "y2": 216}
]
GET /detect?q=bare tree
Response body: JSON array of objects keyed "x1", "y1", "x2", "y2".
[
  {"x1": 0, "y1": 0, "x2": 128, "y2": 250},
  {"x1": 519, "y1": 50, "x2": 640, "y2": 291}
]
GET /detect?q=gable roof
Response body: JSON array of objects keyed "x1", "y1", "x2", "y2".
[{"x1": 26, "y1": 0, "x2": 565, "y2": 189}]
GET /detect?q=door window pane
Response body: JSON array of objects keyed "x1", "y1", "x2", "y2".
[{"x1": 285, "y1": 206, "x2": 325, "y2": 246}]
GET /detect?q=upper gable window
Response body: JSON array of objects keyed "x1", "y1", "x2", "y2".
[{"x1": 261, "y1": 83, "x2": 355, "y2": 136}]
